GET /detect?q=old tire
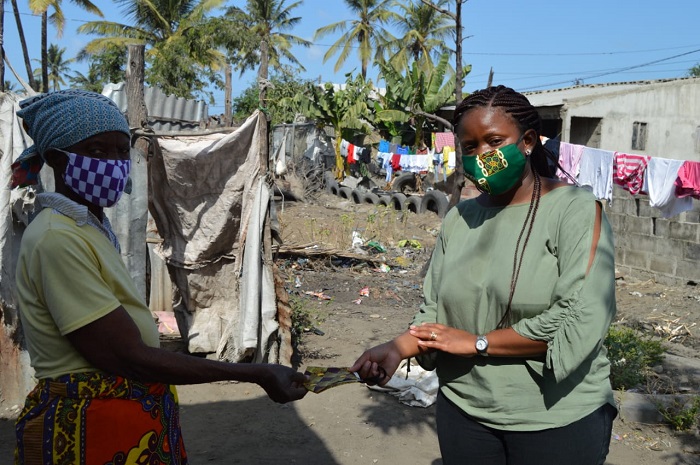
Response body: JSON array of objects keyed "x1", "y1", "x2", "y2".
[
  {"x1": 362, "y1": 192, "x2": 380, "y2": 204},
  {"x1": 351, "y1": 189, "x2": 363, "y2": 204},
  {"x1": 325, "y1": 177, "x2": 339, "y2": 195},
  {"x1": 390, "y1": 193, "x2": 407, "y2": 211},
  {"x1": 392, "y1": 172, "x2": 417, "y2": 194},
  {"x1": 378, "y1": 195, "x2": 392, "y2": 207},
  {"x1": 405, "y1": 195, "x2": 422, "y2": 214},
  {"x1": 420, "y1": 190, "x2": 449, "y2": 218},
  {"x1": 338, "y1": 186, "x2": 353, "y2": 200}
]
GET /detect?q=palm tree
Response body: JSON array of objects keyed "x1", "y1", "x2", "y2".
[
  {"x1": 28, "y1": 0, "x2": 103, "y2": 92},
  {"x1": 44, "y1": 44, "x2": 73, "y2": 90},
  {"x1": 10, "y1": 0, "x2": 38, "y2": 90},
  {"x1": 224, "y1": 0, "x2": 310, "y2": 105},
  {"x1": 77, "y1": 0, "x2": 226, "y2": 99},
  {"x1": 313, "y1": 0, "x2": 395, "y2": 80},
  {"x1": 387, "y1": 0, "x2": 451, "y2": 71}
]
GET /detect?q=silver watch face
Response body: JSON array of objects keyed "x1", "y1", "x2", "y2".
[{"x1": 476, "y1": 337, "x2": 488, "y2": 351}]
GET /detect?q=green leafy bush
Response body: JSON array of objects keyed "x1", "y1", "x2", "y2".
[
  {"x1": 604, "y1": 325, "x2": 664, "y2": 390},
  {"x1": 658, "y1": 396, "x2": 700, "y2": 431}
]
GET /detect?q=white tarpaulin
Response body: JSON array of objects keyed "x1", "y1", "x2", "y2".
[{"x1": 150, "y1": 111, "x2": 285, "y2": 363}]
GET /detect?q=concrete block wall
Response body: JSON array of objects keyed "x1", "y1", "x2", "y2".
[{"x1": 606, "y1": 185, "x2": 700, "y2": 285}]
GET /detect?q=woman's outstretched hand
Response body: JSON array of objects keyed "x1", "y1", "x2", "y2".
[
  {"x1": 410, "y1": 323, "x2": 476, "y2": 357},
  {"x1": 349, "y1": 341, "x2": 403, "y2": 386}
]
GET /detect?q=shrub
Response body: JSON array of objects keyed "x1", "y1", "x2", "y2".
[
  {"x1": 658, "y1": 396, "x2": 700, "y2": 431},
  {"x1": 605, "y1": 325, "x2": 664, "y2": 390}
]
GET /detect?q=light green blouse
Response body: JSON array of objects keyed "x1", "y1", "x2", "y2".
[{"x1": 413, "y1": 185, "x2": 617, "y2": 431}]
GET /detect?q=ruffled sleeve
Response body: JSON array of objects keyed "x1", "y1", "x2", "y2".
[{"x1": 512, "y1": 196, "x2": 616, "y2": 383}]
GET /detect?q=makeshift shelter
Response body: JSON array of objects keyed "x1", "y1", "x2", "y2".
[{"x1": 150, "y1": 111, "x2": 290, "y2": 362}]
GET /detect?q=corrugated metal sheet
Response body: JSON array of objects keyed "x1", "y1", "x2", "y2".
[
  {"x1": 102, "y1": 82, "x2": 209, "y2": 133},
  {"x1": 524, "y1": 78, "x2": 697, "y2": 107}
]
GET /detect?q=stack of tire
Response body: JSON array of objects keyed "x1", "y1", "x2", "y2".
[{"x1": 323, "y1": 171, "x2": 449, "y2": 218}]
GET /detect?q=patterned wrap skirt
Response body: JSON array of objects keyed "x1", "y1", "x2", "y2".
[{"x1": 15, "y1": 372, "x2": 188, "y2": 465}]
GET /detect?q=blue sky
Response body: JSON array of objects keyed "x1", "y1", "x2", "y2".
[{"x1": 4, "y1": 0, "x2": 700, "y2": 114}]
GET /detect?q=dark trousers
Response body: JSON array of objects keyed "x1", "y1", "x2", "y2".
[{"x1": 436, "y1": 391, "x2": 616, "y2": 465}]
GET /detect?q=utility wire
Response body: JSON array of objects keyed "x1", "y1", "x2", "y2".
[{"x1": 519, "y1": 48, "x2": 700, "y2": 91}]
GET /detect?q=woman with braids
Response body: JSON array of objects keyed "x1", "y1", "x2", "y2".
[
  {"x1": 351, "y1": 85, "x2": 617, "y2": 464},
  {"x1": 13, "y1": 90, "x2": 308, "y2": 464}
]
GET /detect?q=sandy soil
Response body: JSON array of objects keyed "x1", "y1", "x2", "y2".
[{"x1": 1, "y1": 191, "x2": 699, "y2": 464}]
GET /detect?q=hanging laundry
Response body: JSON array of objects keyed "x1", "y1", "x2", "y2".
[
  {"x1": 391, "y1": 153, "x2": 402, "y2": 172},
  {"x1": 378, "y1": 140, "x2": 390, "y2": 153},
  {"x1": 396, "y1": 145, "x2": 410, "y2": 155},
  {"x1": 643, "y1": 157, "x2": 693, "y2": 218},
  {"x1": 347, "y1": 144, "x2": 356, "y2": 164},
  {"x1": 613, "y1": 152, "x2": 651, "y2": 195},
  {"x1": 340, "y1": 139, "x2": 349, "y2": 157},
  {"x1": 435, "y1": 132, "x2": 455, "y2": 152},
  {"x1": 674, "y1": 160, "x2": 700, "y2": 199},
  {"x1": 358, "y1": 146, "x2": 371, "y2": 164},
  {"x1": 578, "y1": 147, "x2": 614, "y2": 203},
  {"x1": 544, "y1": 138, "x2": 561, "y2": 158},
  {"x1": 557, "y1": 142, "x2": 585, "y2": 185}
]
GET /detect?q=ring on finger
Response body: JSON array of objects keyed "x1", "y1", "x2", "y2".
[{"x1": 430, "y1": 331, "x2": 438, "y2": 341}]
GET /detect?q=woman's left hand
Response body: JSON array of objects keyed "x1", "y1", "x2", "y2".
[{"x1": 409, "y1": 323, "x2": 476, "y2": 357}]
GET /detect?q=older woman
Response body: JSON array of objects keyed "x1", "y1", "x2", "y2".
[{"x1": 13, "y1": 90, "x2": 307, "y2": 465}]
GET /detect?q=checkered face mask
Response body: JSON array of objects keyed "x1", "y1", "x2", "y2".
[{"x1": 59, "y1": 151, "x2": 131, "y2": 207}]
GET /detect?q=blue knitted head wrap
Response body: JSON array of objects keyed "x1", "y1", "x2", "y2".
[{"x1": 13, "y1": 89, "x2": 130, "y2": 187}]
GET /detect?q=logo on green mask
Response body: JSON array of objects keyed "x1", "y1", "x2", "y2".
[{"x1": 462, "y1": 143, "x2": 527, "y2": 195}]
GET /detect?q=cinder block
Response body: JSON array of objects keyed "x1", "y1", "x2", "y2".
[
  {"x1": 623, "y1": 216, "x2": 653, "y2": 235},
  {"x1": 606, "y1": 212, "x2": 624, "y2": 232},
  {"x1": 653, "y1": 218, "x2": 670, "y2": 237},
  {"x1": 685, "y1": 211, "x2": 700, "y2": 223},
  {"x1": 653, "y1": 273, "x2": 683, "y2": 286},
  {"x1": 626, "y1": 233, "x2": 656, "y2": 254},
  {"x1": 637, "y1": 198, "x2": 656, "y2": 218},
  {"x1": 609, "y1": 197, "x2": 637, "y2": 216},
  {"x1": 649, "y1": 255, "x2": 676, "y2": 275},
  {"x1": 624, "y1": 250, "x2": 649, "y2": 268},
  {"x1": 614, "y1": 247, "x2": 625, "y2": 265},
  {"x1": 615, "y1": 392, "x2": 663, "y2": 424},
  {"x1": 676, "y1": 260, "x2": 700, "y2": 282},
  {"x1": 655, "y1": 238, "x2": 686, "y2": 257},
  {"x1": 686, "y1": 242, "x2": 700, "y2": 261},
  {"x1": 669, "y1": 221, "x2": 700, "y2": 242}
]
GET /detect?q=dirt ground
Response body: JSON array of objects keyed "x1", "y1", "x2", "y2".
[{"x1": 1, "y1": 190, "x2": 699, "y2": 464}]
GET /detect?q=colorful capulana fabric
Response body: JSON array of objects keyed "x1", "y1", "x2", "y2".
[
  {"x1": 13, "y1": 89, "x2": 130, "y2": 188},
  {"x1": 15, "y1": 372, "x2": 188, "y2": 465}
]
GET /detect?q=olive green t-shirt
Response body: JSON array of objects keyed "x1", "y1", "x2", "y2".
[
  {"x1": 16, "y1": 206, "x2": 159, "y2": 379},
  {"x1": 414, "y1": 185, "x2": 616, "y2": 431}
]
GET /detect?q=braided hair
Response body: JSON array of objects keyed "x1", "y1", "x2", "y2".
[
  {"x1": 453, "y1": 85, "x2": 551, "y2": 329},
  {"x1": 452, "y1": 85, "x2": 557, "y2": 178}
]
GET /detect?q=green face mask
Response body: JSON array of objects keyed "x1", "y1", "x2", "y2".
[{"x1": 462, "y1": 142, "x2": 527, "y2": 195}]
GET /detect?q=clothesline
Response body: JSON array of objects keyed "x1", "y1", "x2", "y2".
[{"x1": 544, "y1": 137, "x2": 699, "y2": 218}]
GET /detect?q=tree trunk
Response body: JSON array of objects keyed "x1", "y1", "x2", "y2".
[
  {"x1": 0, "y1": 0, "x2": 5, "y2": 92},
  {"x1": 11, "y1": 0, "x2": 36, "y2": 91},
  {"x1": 224, "y1": 64, "x2": 232, "y2": 127},
  {"x1": 41, "y1": 12, "x2": 48, "y2": 92},
  {"x1": 258, "y1": 38, "x2": 269, "y2": 108},
  {"x1": 126, "y1": 45, "x2": 148, "y2": 132},
  {"x1": 448, "y1": 0, "x2": 465, "y2": 209}
]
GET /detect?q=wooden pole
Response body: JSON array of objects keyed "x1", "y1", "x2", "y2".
[
  {"x1": 123, "y1": 44, "x2": 150, "y2": 301},
  {"x1": 126, "y1": 45, "x2": 148, "y2": 132},
  {"x1": 224, "y1": 64, "x2": 232, "y2": 127}
]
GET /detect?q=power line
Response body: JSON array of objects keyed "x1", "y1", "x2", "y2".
[{"x1": 519, "y1": 48, "x2": 700, "y2": 91}]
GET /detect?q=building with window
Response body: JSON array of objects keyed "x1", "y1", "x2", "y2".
[
  {"x1": 526, "y1": 78, "x2": 700, "y2": 286},
  {"x1": 525, "y1": 77, "x2": 700, "y2": 162}
]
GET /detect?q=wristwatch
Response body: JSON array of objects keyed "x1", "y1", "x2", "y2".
[{"x1": 475, "y1": 335, "x2": 489, "y2": 356}]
